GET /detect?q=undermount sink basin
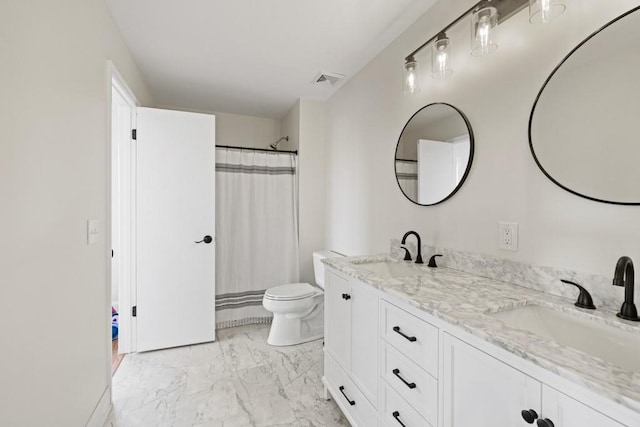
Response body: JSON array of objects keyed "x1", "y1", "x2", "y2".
[
  {"x1": 355, "y1": 261, "x2": 424, "y2": 278},
  {"x1": 490, "y1": 304, "x2": 640, "y2": 373}
]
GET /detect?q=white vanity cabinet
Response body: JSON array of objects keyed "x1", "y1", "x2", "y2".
[
  {"x1": 442, "y1": 334, "x2": 627, "y2": 427},
  {"x1": 324, "y1": 265, "x2": 637, "y2": 427},
  {"x1": 379, "y1": 301, "x2": 439, "y2": 427},
  {"x1": 324, "y1": 270, "x2": 379, "y2": 426},
  {"x1": 540, "y1": 386, "x2": 625, "y2": 427},
  {"x1": 442, "y1": 334, "x2": 541, "y2": 426}
]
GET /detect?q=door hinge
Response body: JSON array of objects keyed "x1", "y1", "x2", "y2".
[
  {"x1": 131, "y1": 129, "x2": 137, "y2": 140},
  {"x1": 132, "y1": 306, "x2": 137, "y2": 317}
]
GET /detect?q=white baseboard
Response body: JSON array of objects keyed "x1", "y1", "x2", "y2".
[{"x1": 86, "y1": 386, "x2": 111, "y2": 427}]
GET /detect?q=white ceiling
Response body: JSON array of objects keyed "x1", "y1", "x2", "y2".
[{"x1": 106, "y1": 0, "x2": 438, "y2": 119}]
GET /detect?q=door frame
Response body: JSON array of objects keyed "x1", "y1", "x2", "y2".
[{"x1": 108, "y1": 61, "x2": 139, "y2": 359}]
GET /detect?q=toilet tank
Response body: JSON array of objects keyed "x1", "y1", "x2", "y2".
[{"x1": 313, "y1": 250, "x2": 343, "y2": 289}]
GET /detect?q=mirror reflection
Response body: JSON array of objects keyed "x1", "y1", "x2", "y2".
[
  {"x1": 395, "y1": 103, "x2": 474, "y2": 205},
  {"x1": 529, "y1": 6, "x2": 640, "y2": 204}
]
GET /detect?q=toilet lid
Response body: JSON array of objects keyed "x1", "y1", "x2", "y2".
[{"x1": 264, "y1": 283, "x2": 319, "y2": 301}]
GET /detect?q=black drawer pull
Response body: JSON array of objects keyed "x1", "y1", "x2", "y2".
[
  {"x1": 392, "y1": 368, "x2": 417, "y2": 389},
  {"x1": 392, "y1": 411, "x2": 406, "y2": 427},
  {"x1": 339, "y1": 386, "x2": 355, "y2": 406},
  {"x1": 393, "y1": 326, "x2": 417, "y2": 342}
]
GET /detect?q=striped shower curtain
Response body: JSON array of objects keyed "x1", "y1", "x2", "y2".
[
  {"x1": 396, "y1": 159, "x2": 418, "y2": 201},
  {"x1": 215, "y1": 147, "x2": 300, "y2": 329}
]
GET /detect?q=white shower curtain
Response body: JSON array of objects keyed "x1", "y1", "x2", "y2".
[{"x1": 215, "y1": 147, "x2": 300, "y2": 328}]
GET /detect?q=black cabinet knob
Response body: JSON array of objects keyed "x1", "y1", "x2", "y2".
[
  {"x1": 537, "y1": 419, "x2": 554, "y2": 427},
  {"x1": 342, "y1": 293, "x2": 351, "y2": 300},
  {"x1": 195, "y1": 235, "x2": 213, "y2": 244},
  {"x1": 521, "y1": 409, "x2": 538, "y2": 424}
]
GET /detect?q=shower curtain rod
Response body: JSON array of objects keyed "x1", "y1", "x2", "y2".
[{"x1": 215, "y1": 145, "x2": 298, "y2": 155}]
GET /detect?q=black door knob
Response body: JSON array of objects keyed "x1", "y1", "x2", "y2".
[
  {"x1": 195, "y1": 235, "x2": 213, "y2": 244},
  {"x1": 521, "y1": 409, "x2": 538, "y2": 424},
  {"x1": 537, "y1": 419, "x2": 554, "y2": 427}
]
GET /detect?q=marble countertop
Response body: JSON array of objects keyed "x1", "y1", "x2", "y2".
[{"x1": 323, "y1": 254, "x2": 640, "y2": 414}]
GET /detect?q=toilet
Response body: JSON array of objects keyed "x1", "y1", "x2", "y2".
[{"x1": 263, "y1": 250, "x2": 342, "y2": 346}]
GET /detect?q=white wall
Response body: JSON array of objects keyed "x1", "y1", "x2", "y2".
[
  {"x1": 325, "y1": 0, "x2": 640, "y2": 280},
  {"x1": 282, "y1": 100, "x2": 328, "y2": 283},
  {"x1": 0, "y1": 1, "x2": 152, "y2": 425},
  {"x1": 215, "y1": 111, "x2": 283, "y2": 150},
  {"x1": 298, "y1": 100, "x2": 328, "y2": 283},
  {"x1": 281, "y1": 101, "x2": 301, "y2": 152}
]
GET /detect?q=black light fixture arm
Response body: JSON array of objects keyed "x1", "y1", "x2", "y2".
[
  {"x1": 405, "y1": 3, "x2": 480, "y2": 62},
  {"x1": 404, "y1": 0, "x2": 529, "y2": 62}
]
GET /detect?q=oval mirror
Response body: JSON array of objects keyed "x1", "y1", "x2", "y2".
[
  {"x1": 395, "y1": 103, "x2": 474, "y2": 205},
  {"x1": 530, "y1": 6, "x2": 640, "y2": 205}
]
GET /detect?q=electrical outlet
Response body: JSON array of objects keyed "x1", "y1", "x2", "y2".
[{"x1": 499, "y1": 222, "x2": 518, "y2": 251}]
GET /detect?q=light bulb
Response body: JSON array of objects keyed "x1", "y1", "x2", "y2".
[
  {"x1": 431, "y1": 34, "x2": 452, "y2": 79},
  {"x1": 477, "y1": 16, "x2": 490, "y2": 51},
  {"x1": 403, "y1": 57, "x2": 421, "y2": 94},
  {"x1": 529, "y1": 0, "x2": 566, "y2": 24},
  {"x1": 541, "y1": 0, "x2": 551, "y2": 22},
  {"x1": 471, "y1": 6, "x2": 498, "y2": 56}
]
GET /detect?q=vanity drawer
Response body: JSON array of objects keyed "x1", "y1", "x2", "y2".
[
  {"x1": 381, "y1": 381, "x2": 432, "y2": 427},
  {"x1": 325, "y1": 354, "x2": 377, "y2": 427},
  {"x1": 381, "y1": 301, "x2": 439, "y2": 377},
  {"x1": 382, "y1": 343, "x2": 438, "y2": 425}
]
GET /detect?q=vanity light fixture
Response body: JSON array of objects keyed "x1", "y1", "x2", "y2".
[
  {"x1": 529, "y1": 0, "x2": 566, "y2": 24},
  {"x1": 403, "y1": 56, "x2": 421, "y2": 94},
  {"x1": 431, "y1": 33, "x2": 453, "y2": 78},
  {"x1": 471, "y1": 4, "x2": 498, "y2": 56},
  {"x1": 403, "y1": 0, "x2": 567, "y2": 93}
]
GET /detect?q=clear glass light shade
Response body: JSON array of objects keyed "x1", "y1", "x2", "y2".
[
  {"x1": 471, "y1": 6, "x2": 498, "y2": 56},
  {"x1": 431, "y1": 36, "x2": 452, "y2": 79},
  {"x1": 529, "y1": 0, "x2": 566, "y2": 24},
  {"x1": 403, "y1": 58, "x2": 421, "y2": 94}
]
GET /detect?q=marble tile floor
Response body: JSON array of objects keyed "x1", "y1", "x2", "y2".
[{"x1": 106, "y1": 324, "x2": 349, "y2": 427}]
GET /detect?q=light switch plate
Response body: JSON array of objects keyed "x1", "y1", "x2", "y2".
[
  {"x1": 87, "y1": 219, "x2": 99, "y2": 245},
  {"x1": 499, "y1": 222, "x2": 518, "y2": 251}
]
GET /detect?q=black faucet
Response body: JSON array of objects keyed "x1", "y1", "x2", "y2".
[
  {"x1": 612, "y1": 256, "x2": 639, "y2": 321},
  {"x1": 401, "y1": 231, "x2": 423, "y2": 264}
]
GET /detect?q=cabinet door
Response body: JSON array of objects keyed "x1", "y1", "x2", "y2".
[
  {"x1": 443, "y1": 334, "x2": 541, "y2": 427},
  {"x1": 325, "y1": 271, "x2": 351, "y2": 371},
  {"x1": 541, "y1": 385, "x2": 625, "y2": 427},
  {"x1": 350, "y1": 279, "x2": 379, "y2": 405}
]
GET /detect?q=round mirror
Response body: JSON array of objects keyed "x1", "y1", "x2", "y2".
[
  {"x1": 529, "y1": 6, "x2": 640, "y2": 205},
  {"x1": 395, "y1": 103, "x2": 474, "y2": 205}
]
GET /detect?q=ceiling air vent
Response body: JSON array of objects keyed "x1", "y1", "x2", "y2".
[{"x1": 313, "y1": 71, "x2": 345, "y2": 87}]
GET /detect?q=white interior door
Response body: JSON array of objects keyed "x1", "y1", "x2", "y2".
[
  {"x1": 136, "y1": 108, "x2": 216, "y2": 352},
  {"x1": 417, "y1": 139, "x2": 455, "y2": 205},
  {"x1": 111, "y1": 84, "x2": 135, "y2": 353}
]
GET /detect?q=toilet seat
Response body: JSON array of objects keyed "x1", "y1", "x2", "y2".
[{"x1": 264, "y1": 283, "x2": 320, "y2": 301}]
